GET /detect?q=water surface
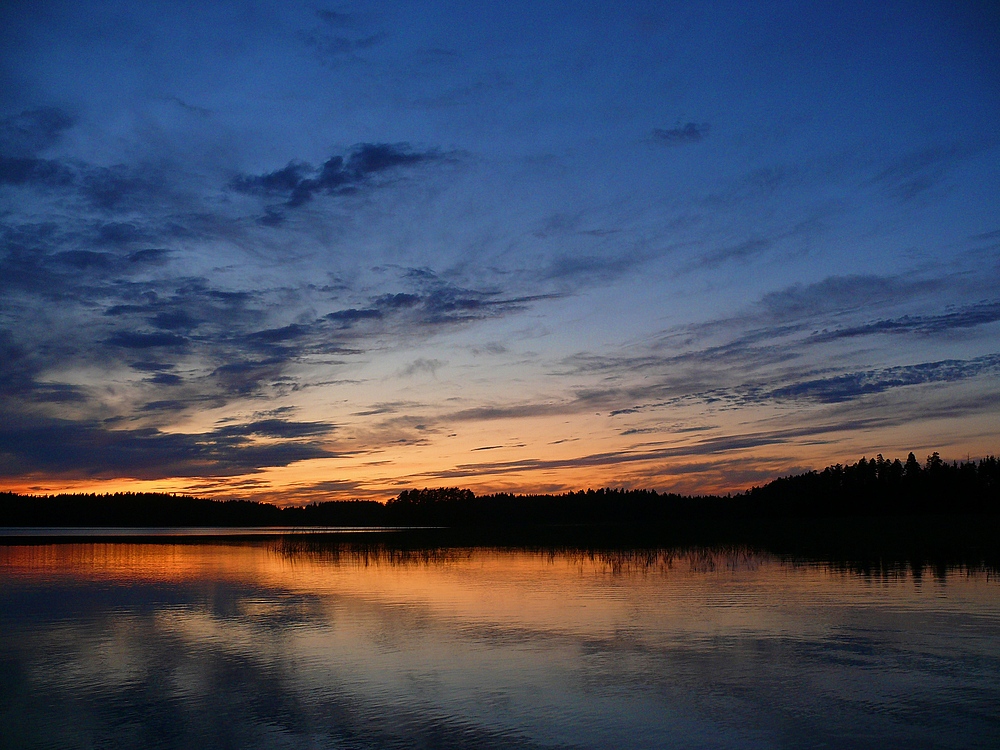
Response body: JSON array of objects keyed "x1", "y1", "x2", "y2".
[{"x1": 1, "y1": 537, "x2": 998, "y2": 749}]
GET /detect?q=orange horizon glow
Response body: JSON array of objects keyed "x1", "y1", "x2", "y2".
[{"x1": 1, "y1": 439, "x2": 996, "y2": 507}]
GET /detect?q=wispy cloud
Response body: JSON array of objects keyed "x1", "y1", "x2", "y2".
[
  {"x1": 653, "y1": 122, "x2": 710, "y2": 145},
  {"x1": 811, "y1": 300, "x2": 1000, "y2": 341},
  {"x1": 870, "y1": 145, "x2": 966, "y2": 202},
  {"x1": 230, "y1": 143, "x2": 445, "y2": 215},
  {"x1": 397, "y1": 358, "x2": 445, "y2": 378},
  {"x1": 762, "y1": 355, "x2": 1000, "y2": 404}
]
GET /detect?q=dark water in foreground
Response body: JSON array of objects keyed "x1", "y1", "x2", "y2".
[{"x1": 1, "y1": 531, "x2": 998, "y2": 749}]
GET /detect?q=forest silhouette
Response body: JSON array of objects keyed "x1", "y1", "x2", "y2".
[{"x1": 1, "y1": 452, "x2": 997, "y2": 528}]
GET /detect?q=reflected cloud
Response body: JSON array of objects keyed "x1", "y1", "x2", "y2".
[{"x1": 2, "y1": 541, "x2": 998, "y2": 749}]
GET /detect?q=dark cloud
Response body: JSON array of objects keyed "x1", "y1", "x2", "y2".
[
  {"x1": 565, "y1": 347, "x2": 1000, "y2": 414},
  {"x1": 30, "y1": 383, "x2": 88, "y2": 403},
  {"x1": 0, "y1": 152, "x2": 169, "y2": 213},
  {"x1": 147, "y1": 372, "x2": 182, "y2": 386},
  {"x1": 0, "y1": 239, "x2": 553, "y2": 426},
  {"x1": 373, "y1": 292, "x2": 421, "y2": 309},
  {"x1": 230, "y1": 143, "x2": 443, "y2": 208},
  {"x1": 636, "y1": 274, "x2": 955, "y2": 356},
  {"x1": 416, "y1": 288, "x2": 548, "y2": 325},
  {"x1": 211, "y1": 358, "x2": 289, "y2": 396},
  {"x1": 105, "y1": 331, "x2": 188, "y2": 349},
  {"x1": 812, "y1": 300, "x2": 1000, "y2": 341},
  {"x1": 366, "y1": 275, "x2": 552, "y2": 327},
  {"x1": 0, "y1": 107, "x2": 75, "y2": 157},
  {"x1": 653, "y1": 122, "x2": 710, "y2": 145},
  {"x1": 0, "y1": 156, "x2": 75, "y2": 187},
  {"x1": 764, "y1": 354, "x2": 1000, "y2": 404},
  {"x1": 246, "y1": 323, "x2": 312, "y2": 344},
  {"x1": 129, "y1": 361, "x2": 176, "y2": 372},
  {"x1": 554, "y1": 272, "x2": 1000, "y2": 422},
  {"x1": 325, "y1": 308, "x2": 383, "y2": 327},
  {"x1": 0, "y1": 329, "x2": 65, "y2": 402},
  {"x1": 257, "y1": 207, "x2": 286, "y2": 226},
  {"x1": 212, "y1": 418, "x2": 335, "y2": 439},
  {"x1": 82, "y1": 164, "x2": 163, "y2": 211},
  {"x1": 543, "y1": 251, "x2": 650, "y2": 282},
  {"x1": 149, "y1": 310, "x2": 199, "y2": 331},
  {"x1": 350, "y1": 402, "x2": 411, "y2": 417},
  {"x1": 98, "y1": 222, "x2": 148, "y2": 245},
  {"x1": 0, "y1": 415, "x2": 336, "y2": 479}
]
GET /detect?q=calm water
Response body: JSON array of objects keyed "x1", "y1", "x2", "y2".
[{"x1": 1, "y1": 535, "x2": 998, "y2": 749}]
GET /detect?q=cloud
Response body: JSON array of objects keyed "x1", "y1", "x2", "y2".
[
  {"x1": 653, "y1": 122, "x2": 710, "y2": 145},
  {"x1": 408, "y1": 395, "x2": 999, "y2": 486},
  {"x1": 0, "y1": 107, "x2": 75, "y2": 157},
  {"x1": 231, "y1": 143, "x2": 443, "y2": 208},
  {"x1": 82, "y1": 164, "x2": 165, "y2": 211},
  {"x1": 408, "y1": 432, "x2": 808, "y2": 482},
  {"x1": 444, "y1": 401, "x2": 576, "y2": 422},
  {"x1": 692, "y1": 237, "x2": 771, "y2": 270},
  {"x1": 543, "y1": 251, "x2": 651, "y2": 282},
  {"x1": 350, "y1": 402, "x2": 412, "y2": 417},
  {"x1": 552, "y1": 270, "x2": 1000, "y2": 423},
  {"x1": 0, "y1": 327, "x2": 97, "y2": 407},
  {"x1": 397, "y1": 358, "x2": 444, "y2": 378},
  {"x1": 757, "y1": 275, "x2": 942, "y2": 322},
  {"x1": 0, "y1": 415, "x2": 337, "y2": 479},
  {"x1": 246, "y1": 323, "x2": 311, "y2": 344},
  {"x1": 325, "y1": 308, "x2": 383, "y2": 328},
  {"x1": 211, "y1": 418, "x2": 336, "y2": 439},
  {"x1": 811, "y1": 300, "x2": 1000, "y2": 341},
  {"x1": 0, "y1": 151, "x2": 172, "y2": 215},
  {"x1": 870, "y1": 145, "x2": 965, "y2": 201},
  {"x1": 129, "y1": 361, "x2": 176, "y2": 372},
  {"x1": 0, "y1": 156, "x2": 76, "y2": 187},
  {"x1": 367, "y1": 275, "x2": 553, "y2": 326},
  {"x1": 211, "y1": 358, "x2": 289, "y2": 396},
  {"x1": 104, "y1": 331, "x2": 188, "y2": 349},
  {"x1": 148, "y1": 372, "x2": 182, "y2": 386},
  {"x1": 763, "y1": 354, "x2": 1000, "y2": 404},
  {"x1": 0, "y1": 235, "x2": 555, "y2": 428}
]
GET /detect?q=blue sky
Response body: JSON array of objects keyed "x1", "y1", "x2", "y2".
[{"x1": 1, "y1": 0, "x2": 998, "y2": 501}]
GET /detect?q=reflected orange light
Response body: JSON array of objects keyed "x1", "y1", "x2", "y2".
[{"x1": 3, "y1": 542, "x2": 998, "y2": 638}]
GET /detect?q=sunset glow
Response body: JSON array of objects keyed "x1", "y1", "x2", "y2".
[{"x1": 1, "y1": 1, "x2": 997, "y2": 503}]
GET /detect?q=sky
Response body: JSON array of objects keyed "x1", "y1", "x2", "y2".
[{"x1": 1, "y1": 0, "x2": 998, "y2": 503}]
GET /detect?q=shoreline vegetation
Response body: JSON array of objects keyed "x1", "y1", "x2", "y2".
[{"x1": 1, "y1": 452, "x2": 996, "y2": 528}]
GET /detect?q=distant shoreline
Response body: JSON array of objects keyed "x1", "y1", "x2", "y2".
[{"x1": 2, "y1": 452, "x2": 997, "y2": 528}]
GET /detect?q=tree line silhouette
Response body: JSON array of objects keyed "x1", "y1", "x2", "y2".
[{"x1": 1, "y1": 452, "x2": 996, "y2": 528}]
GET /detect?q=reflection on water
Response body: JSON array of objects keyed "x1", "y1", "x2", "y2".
[{"x1": 1, "y1": 538, "x2": 998, "y2": 749}]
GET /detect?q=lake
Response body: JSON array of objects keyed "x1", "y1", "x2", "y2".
[{"x1": 1, "y1": 530, "x2": 998, "y2": 749}]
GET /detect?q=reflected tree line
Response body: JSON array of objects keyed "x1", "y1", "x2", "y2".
[
  {"x1": 273, "y1": 534, "x2": 998, "y2": 580},
  {"x1": 1, "y1": 452, "x2": 997, "y2": 528}
]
